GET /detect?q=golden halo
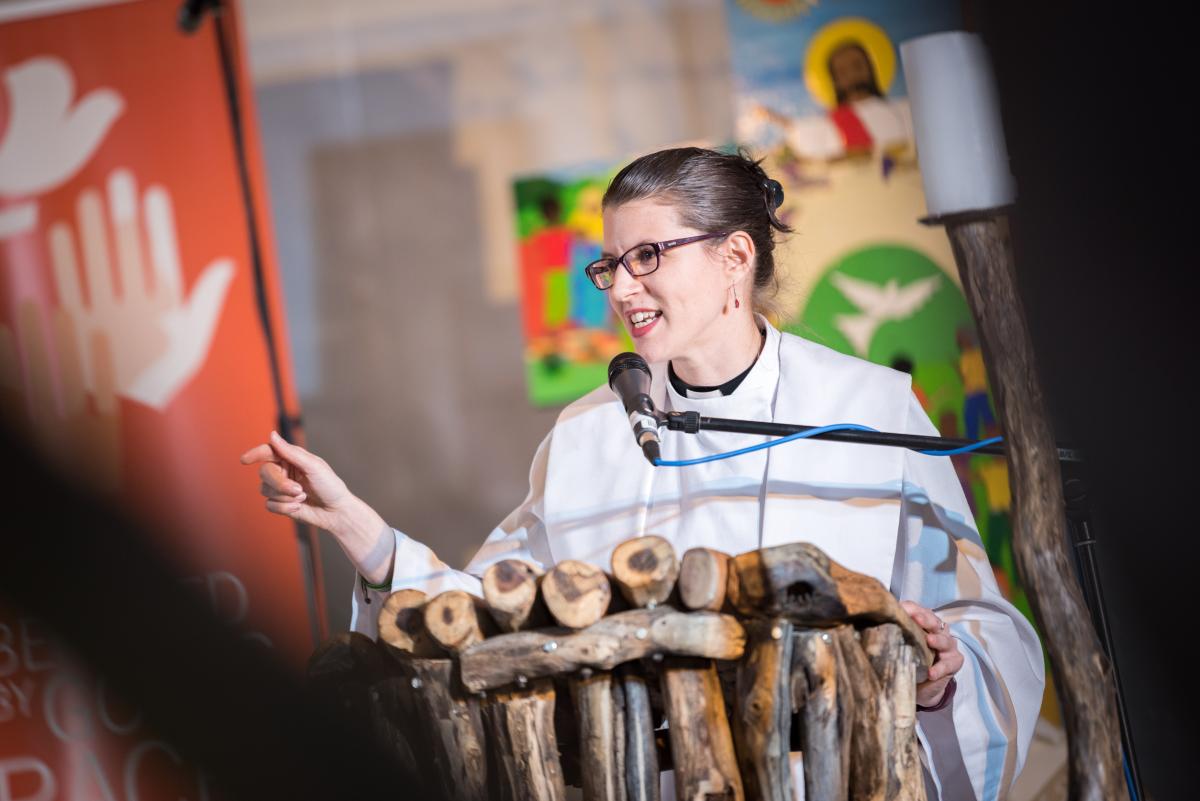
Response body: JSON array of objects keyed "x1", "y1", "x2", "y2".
[{"x1": 803, "y1": 17, "x2": 897, "y2": 109}]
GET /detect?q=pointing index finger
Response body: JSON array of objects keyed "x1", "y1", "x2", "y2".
[{"x1": 269, "y1": 430, "x2": 320, "y2": 471}]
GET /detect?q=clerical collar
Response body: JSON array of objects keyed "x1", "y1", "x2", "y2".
[{"x1": 668, "y1": 352, "x2": 757, "y2": 399}]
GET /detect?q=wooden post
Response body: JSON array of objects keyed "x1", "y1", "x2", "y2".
[
  {"x1": 390, "y1": 656, "x2": 489, "y2": 801},
  {"x1": 474, "y1": 566, "x2": 574, "y2": 801},
  {"x1": 538, "y1": 560, "x2": 623, "y2": 800},
  {"x1": 571, "y1": 671, "x2": 628, "y2": 801},
  {"x1": 831, "y1": 626, "x2": 886, "y2": 801},
  {"x1": 611, "y1": 538, "x2": 742, "y2": 801},
  {"x1": 732, "y1": 618, "x2": 794, "y2": 801},
  {"x1": 862, "y1": 624, "x2": 925, "y2": 801},
  {"x1": 619, "y1": 664, "x2": 660, "y2": 801},
  {"x1": 485, "y1": 679, "x2": 568, "y2": 801},
  {"x1": 793, "y1": 628, "x2": 846, "y2": 801},
  {"x1": 660, "y1": 657, "x2": 744, "y2": 801},
  {"x1": 368, "y1": 670, "x2": 434, "y2": 795},
  {"x1": 945, "y1": 214, "x2": 1125, "y2": 800}
]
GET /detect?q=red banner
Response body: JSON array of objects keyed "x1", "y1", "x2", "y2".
[{"x1": 0, "y1": 0, "x2": 318, "y2": 796}]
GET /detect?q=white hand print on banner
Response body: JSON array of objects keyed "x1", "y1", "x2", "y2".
[
  {"x1": 0, "y1": 57, "x2": 124, "y2": 239},
  {"x1": 49, "y1": 169, "x2": 234, "y2": 410},
  {"x1": 830, "y1": 272, "x2": 941, "y2": 356}
]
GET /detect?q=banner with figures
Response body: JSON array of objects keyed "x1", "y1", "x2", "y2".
[
  {"x1": 0, "y1": 0, "x2": 316, "y2": 796},
  {"x1": 514, "y1": 164, "x2": 633, "y2": 406},
  {"x1": 726, "y1": 0, "x2": 1061, "y2": 728}
]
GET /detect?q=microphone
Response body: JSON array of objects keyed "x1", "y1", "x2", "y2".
[{"x1": 608, "y1": 352, "x2": 663, "y2": 465}]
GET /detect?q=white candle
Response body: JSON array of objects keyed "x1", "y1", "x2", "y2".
[{"x1": 900, "y1": 31, "x2": 1016, "y2": 217}]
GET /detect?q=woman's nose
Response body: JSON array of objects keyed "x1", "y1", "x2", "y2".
[{"x1": 609, "y1": 262, "x2": 641, "y2": 300}]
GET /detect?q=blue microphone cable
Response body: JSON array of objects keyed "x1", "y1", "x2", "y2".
[{"x1": 653, "y1": 423, "x2": 1004, "y2": 467}]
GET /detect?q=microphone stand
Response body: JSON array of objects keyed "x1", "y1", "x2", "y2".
[{"x1": 658, "y1": 410, "x2": 1083, "y2": 462}]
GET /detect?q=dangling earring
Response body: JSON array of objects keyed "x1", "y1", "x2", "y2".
[{"x1": 733, "y1": 286, "x2": 741, "y2": 309}]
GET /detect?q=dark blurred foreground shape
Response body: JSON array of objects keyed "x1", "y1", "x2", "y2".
[{"x1": 0, "y1": 423, "x2": 448, "y2": 801}]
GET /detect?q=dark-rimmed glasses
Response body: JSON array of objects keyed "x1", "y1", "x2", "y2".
[{"x1": 584, "y1": 232, "x2": 730, "y2": 290}]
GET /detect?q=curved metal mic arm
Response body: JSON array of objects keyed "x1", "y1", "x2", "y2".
[{"x1": 661, "y1": 410, "x2": 1083, "y2": 463}]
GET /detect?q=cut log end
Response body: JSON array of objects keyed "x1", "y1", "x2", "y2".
[
  {"x1": 483, "y1": 559, "x2": 546, "y2": 633},
  {"x1": 612, "y1": 535, "x2": 680, "y2": 609},
  {"x1": 543, "y1": 560, "x2": 613, "y2": 629},
  {"x1": 378, "y1": 589, "x2": 444, "y2": 658},
  {"x1": 678, "y1": 547, "x2": 730, "y2": 612},
  {"x1": 424, "y1": 590, "x2": 490, "y2": 652}
]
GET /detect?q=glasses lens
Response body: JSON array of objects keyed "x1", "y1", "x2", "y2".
[
  {"x1": 625, "y1": 244, "x2": 658, "y2": 276},
  {"x1": 586, "y1": 260, "x2": 616, "y2": 289}
]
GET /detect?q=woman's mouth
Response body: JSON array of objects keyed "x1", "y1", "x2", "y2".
[{"x1": 628, "y1": 309, "x2": 662, "y2": 337}]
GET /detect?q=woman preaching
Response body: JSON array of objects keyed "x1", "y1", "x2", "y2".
[{"x1": 241, "y1": 147, "x2": 1043, "y2": 800}]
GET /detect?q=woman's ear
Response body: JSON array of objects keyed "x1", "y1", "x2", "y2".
[{"x1": 721, "y1": 230, "x2": 756, "y2": 285}]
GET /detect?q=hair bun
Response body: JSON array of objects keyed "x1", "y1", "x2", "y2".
[{"x1": 763, "y1": 178, "x2": 785, "y2": 210}]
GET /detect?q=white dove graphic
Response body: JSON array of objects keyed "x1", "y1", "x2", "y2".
[
  {"x1": 829, "y1": 271, "x2": 942, "y2": 356},
  {"x1": 0, "y1": 57, "x2": 123, "y2": 238}
]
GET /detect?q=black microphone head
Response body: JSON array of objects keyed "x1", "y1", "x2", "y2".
[
  {"x1": 607, "y1": 352, "x2": 649, "y2": 389},
  {"x1": 608, "y1": 352, "x2": 655, "y2": 416}
]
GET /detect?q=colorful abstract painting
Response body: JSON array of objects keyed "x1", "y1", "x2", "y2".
[{"x1": 514, "y1": 164, "x2": 632, "y2": 406}]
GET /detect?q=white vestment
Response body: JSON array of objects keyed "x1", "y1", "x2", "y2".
[{"x1": 351, "y1": 320, "x2": 1044, "y2": 801}]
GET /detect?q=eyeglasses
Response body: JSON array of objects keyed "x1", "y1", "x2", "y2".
[{"x1": 584, "y1": 232, "x2": 730, "y2": 290}]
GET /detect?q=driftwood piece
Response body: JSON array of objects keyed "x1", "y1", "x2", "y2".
[
  {"x1": 946, "y1": 214, "x2": 1126, "y2": 801},
  {"x1": 368, "y1": 673, "x2": 432, "y2": 795},
  {"x1": 832, "y1": 626, "x2": 887, "y2": 801},
  {"x1": 863, "y1": 624, "x2": 925, "y2": 801},
  {"x1": 728, "y1": 543, "x2": 932, "y2": 667},
  {"x1": 397, "y1": 657, "x2": 489, "y2": 801},
  {"x1": 611, "y1": 535, "x2": 680, "y2": 608},
  {"x1": 610, "y1": 539, "x2": 676, "y2": 801},
  {"x1": 423, "y1": 589, "x2": 493, "y2": 652},
  {"x1": 459, "y1": 606, "x2": 745, "y2": 692},
  {"x1": 590, "y1": 537, "x2": 680, "y2": 801},
  {"x1": 732, "y1": 618, "x2": 794, "y2": 801},
  {"x1": 619, "y1": 666, "x2": 660, "y2": 801},
  {"x1": 483, "y1": 559, "x2": 549, "y2": 633},
  {"x1": 307, "y1": 634, "x2": 429, "y2": 792},
  {"x1": 484, "y1": 679, "x2": 567, "y2": 801},
  {"x1": 660, "y1": 657, "x2": 744, "y2": 801},
  {"x1": 378, "y1": 588, "x2": 443, "y2": 658},
  {"x1": 793, "y1": 629, "x2": 846, "y2": 801},
  {"x1": 543, "y1": 559, "x2": 614, "y2": 629},
  {"x1": 307, "y1": 631, "x2": 387, "y2": 688},
  {"x1": 612, "y1": 676, "x2": 628, "y2": 801},
  {"x1": 678, "y1": 547, "x2": 731, "y2": 612},
  {"x1": 571, "y1": 672, "x2": 627, "y2": 801}
]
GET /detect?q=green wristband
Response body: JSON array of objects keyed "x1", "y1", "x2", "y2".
[{"x1": 359, "y1": 574, "x2": 390, "y2": 603}]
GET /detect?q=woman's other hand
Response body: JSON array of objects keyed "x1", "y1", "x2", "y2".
[{"x1": 900, "y1": 600, "x2": 965, "y2": 708}]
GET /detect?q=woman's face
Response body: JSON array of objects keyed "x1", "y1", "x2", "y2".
[{"x1": 602, "y1": 199, "x2": 733, "y2": 365}]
